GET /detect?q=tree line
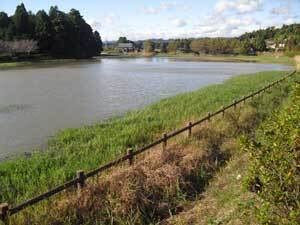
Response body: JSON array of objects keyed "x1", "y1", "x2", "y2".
[
  {"x1": 240, "y1": 24, "x2": 300, "y2": 52},
  {"x1": 136, "y1": 23, "x2": 300, "y2": 55},
  {"x1": 139, "y1": 37, "x2": 262, "y2": 55},
  {"x1": 0, "y1": 4, "x2": 103, "y2": 59}
]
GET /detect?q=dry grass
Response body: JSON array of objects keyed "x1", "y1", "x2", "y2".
[
  {"x1": 9, "y1": 105, "x2": 265, "y2": 225},
  {"x1": 44, "y1": 135, "x2": 226, "y2": 224},
  {"x1": 141, "y1": 52, "x2": 156, "y2": 57},
  {"x1": 166, "y1": 152, "x2": 259, "y2": 225}
]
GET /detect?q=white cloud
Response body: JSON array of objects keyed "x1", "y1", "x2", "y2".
[
  {"x1": 160, "y1": 2, "x2": 178, "y2": 10},
  {"x1": 142, "y1": 6, "x2": 160, "y2": 14},
  {"x1": 226, "y1": 17, "x2": 259, "y2": 26},
  {"x1": 271, "y1": 7, "x2": 289, "y2": 15},
  {"x1": 96, "y1": 0, "x2": 298, "y2": 41},
  {"x1": 195, "y1": 13, "x2": 261, "y2": 38},
  {"x1": 215, "y1": 0, "x2": 262, "y2": 14},
  {"x1": 103, "y1": 14, "x2": 118, "y2": 26},
  {"x1": 172, "y1": 18, "x2": 187, "y2": 27},
  {"x1": 142, "y1": 2, "x2": 190, "y2": 14}
]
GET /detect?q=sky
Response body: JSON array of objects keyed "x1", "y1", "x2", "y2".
[{"x1": 1, "y1": 0, "x2": 300, "y2": 41}]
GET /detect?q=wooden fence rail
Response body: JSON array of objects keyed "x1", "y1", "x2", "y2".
[{"x1": 0, "y1": 70, "x2": 296, "y2": 222}]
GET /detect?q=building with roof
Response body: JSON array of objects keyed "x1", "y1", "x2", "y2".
[{"x1": 117, "y1": 43, "x2": 135, "y2": 53}]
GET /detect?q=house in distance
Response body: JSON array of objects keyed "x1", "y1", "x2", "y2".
[{"x1": 117, "y1": 43, "x2": 135, "y2": 53}]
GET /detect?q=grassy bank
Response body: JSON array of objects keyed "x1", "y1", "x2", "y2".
[
  {"x1": 102, "y1": 52, "x2": 295, "y2": 65},
  {"x1": 0, "y1": 58, "x2": 100, "y2": 70},
  {"x1": 8, "y1": 72, "x2": 298, "y2": 224},
  {"x1": 168, "y1": 150, "x2": 258, "y2": 225},
  {"x1": 157, "y1": 53, "x2": 295, "y2": 65},
  {"x1": 0, "y1": 70, "x2": 295, "y2": 207},
  {"x1": 168, "y1": 82, "x2": 300, "y2": 225},
  {"x1": 243, "y1": 84, "x2": 300, "y2": 224},
  {"x1": 0, "y1": 54, "x2": 294, "y2": 69}
]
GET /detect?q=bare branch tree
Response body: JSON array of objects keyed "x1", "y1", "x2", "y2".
[
  {"x1": 0, "y1": 40, "x2": 9, "y2": 54},
  {"x1": 19, "y1": 40, "x2": 38, "y2": 55},
  {"x1": 3, "y1": 40, "x2": 38, "y2": 56}
]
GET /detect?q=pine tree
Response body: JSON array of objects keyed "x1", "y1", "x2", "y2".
[{"x1": 13, "y1": 3, "x2": 30, "y2": 38}]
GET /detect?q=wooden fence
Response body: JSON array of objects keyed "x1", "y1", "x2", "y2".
[{"x1": 0, "y1": 70, "x2": 297, "y2": 222}]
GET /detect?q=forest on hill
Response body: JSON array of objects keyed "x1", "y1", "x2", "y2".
[
  {"x1": 0, "y1": 3, "x2": 103, "y2": 59},
  {"x1": 240, "y1": 24, "x2": 300, "y2": 50},
  {"x1": 187, "y1": 23, "x2": 300, "y2": 55},
  {"x1": 111, "y1": 24, "x2": 300, "y2": 56}
]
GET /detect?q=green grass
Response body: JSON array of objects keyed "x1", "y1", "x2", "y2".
[
  {"x1": 156, "y1": 53, "x2": 295, "y2": 65},
  {"x1": 0, "y1": 54, "x2": 294, "y2": 69},
  {"x1": 169, "y1": 81, "x2": 299, "y2": 225},
  {"x1": 242, "y1": 84, "x2": 300, "y2": 224},
  {"x1": 170, "y1": 152, "x2": 258, "y2": 225},
  {"x1": 0, "y1": 58, "x2": 96, "y2": 69},
  {"x1": 0, "y1": 61, "x2": 32, "y2": 69},
  {"x1": 0, "y1": 70, "x2": 294, "y2": 207}
]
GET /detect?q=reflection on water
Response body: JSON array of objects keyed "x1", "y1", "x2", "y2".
[
  {"x1": 0, "y1": 104, "x2": 32, "y2": 114},
  {"x1": 0, "y1": 57, "x2": 291, "y2": 158}
]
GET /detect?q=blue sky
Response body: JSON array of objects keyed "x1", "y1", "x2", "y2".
[{"x1": 1, "y1": 0, "x2": 300, "y2": 41}]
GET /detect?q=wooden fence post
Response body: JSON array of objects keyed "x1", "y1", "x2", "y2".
[
  {"x1": 207, "y1": 112, "x2": 211, "y2": 122},
  {"x1": 162, "y1": 133, "x2": 167, "y2": 151},
  {"x1": 187, "y1": 122, "x2": 192, "y2": 137},
  {"x1": 233, "y1": 100, "x2": 237, "y2": 110},
  {"x1": 222, "y1": 106, "x2": 225, "y2": 117},
  {"x1": 0, "y1": 203, "x2": 9, "y2": 222},
  {"x1": 76, "y1": 170, "x2": 85, "y2": 197},
  {"x1": 127, "y1": 148, "x2": 134, "y2": 165}
]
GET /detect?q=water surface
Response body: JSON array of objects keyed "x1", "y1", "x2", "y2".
[{"x1": 0, "y1": 57, "x2": 291, "y2": 158}]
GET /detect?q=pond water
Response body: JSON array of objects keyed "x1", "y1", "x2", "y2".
[{"x1": 0, "y1": 57, "x2": 291, "y2": 159}]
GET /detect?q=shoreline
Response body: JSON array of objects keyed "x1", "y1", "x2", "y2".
[
  {"x1": 0, "y1": 58, "x2": 101, "y2": 70},
  {"x1": 0, "y1": 54, "x2": 295, "y2": 70},
  {"x1": 100, "y1": 52, "x2": 295, "y2": 65}
]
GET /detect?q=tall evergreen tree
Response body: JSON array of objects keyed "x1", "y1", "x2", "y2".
[
  {"x1": 35, "y1": 10, "x2": 53, "y2": 52},
  {"x1": 13, "y1": 3, "x2": 30, "y2": 38},
  {"x1": 0, "y1": 4, "x2": 103, "y2": 58},
  {"x1": 68, "y1": 9, "x2": 97, "y2": 58},
  {"x1": 0, "y1": 12, "x2": 9, "y2": 39},
  {"x1": 5, "y1": 23, "x2": 16, "y2": 41},
  {"x1": 94, "y1": 31, "x2": 103, "y2": 54},
  {"x1": 27, "y1": 11, "x2": 36, "y2": 38},
  {"x1": 49, "y1": 6, "x2": 70, "y2": 57},
  {"x1": 0, "y1": 12, "x2": 9, "y2": 28}
]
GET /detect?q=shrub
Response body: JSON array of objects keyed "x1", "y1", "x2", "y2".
[{"x1": 243, "y1": 84, "x2": 300, "y2": 224}]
